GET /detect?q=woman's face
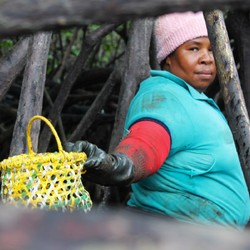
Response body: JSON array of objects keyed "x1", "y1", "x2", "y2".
[{"x1": 165, "y1": 37, "x2": 216, "y2": 92}]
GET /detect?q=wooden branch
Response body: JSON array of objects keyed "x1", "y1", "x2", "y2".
[
  {"x1": 52, "y1": 28, "x2": 80, "y2": 82},
  {"x1": 0, "y1": 0, "x2": 250, "y2": 38},
  {"x1": 0, "y1": 36, "x2": 30, "y2": 102},
  {"x1": 0, "y1": 104, "x2": 17, "y2": 118},
  {"x1": 108, "y1": 18, "x2": 152, "y2": 152},
  {"x1": 9, "y1": 32, "x2": 52, "y2": 156},
  {"x1": 204, "y1": 10, "x2": 250, "y2": 189},
  {"x1": 38, "y1": 24, "x2": 117, "y2": 152},
  {"x1": 44, "y1": 88, "x2": 67, "y2": 146},
  {"x1": 68, "y1": 57, "x2": 122, "y2": 142}
]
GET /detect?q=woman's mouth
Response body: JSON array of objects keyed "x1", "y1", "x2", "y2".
[{"x1": 196, "y1": 71, "x2": 213, "y2": 80}]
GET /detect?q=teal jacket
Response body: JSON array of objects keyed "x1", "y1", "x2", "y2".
[{"x1": 126, "y1": 70, "x2": 250, "y2": 228}]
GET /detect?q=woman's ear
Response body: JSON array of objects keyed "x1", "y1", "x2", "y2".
[
  {"x1": 166, "y1": 56, "x2": 171, "y2": 66},
  {"x1": 163, "y1": 57, "x2": 171, "y2": 70}
]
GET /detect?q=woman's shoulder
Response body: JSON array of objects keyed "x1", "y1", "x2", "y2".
[
  {"x1": 139, "y1": 71, "x2": 170, "y2": 90},
  {"x1": 138, "y1": 71, "x2": 189, "y2": 100}
]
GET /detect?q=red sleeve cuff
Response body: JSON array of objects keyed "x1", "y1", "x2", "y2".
[{"x1": 115, "y1": 120, "x2": 171, "y2": 177}]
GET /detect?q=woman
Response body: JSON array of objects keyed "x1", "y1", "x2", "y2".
[{"x1": 66, "y1": 12, "x2": 250, "y2": 228}]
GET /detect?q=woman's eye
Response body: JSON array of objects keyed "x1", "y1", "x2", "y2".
[{"x1": 190, "y1": 47, "x2": 198, "y2": 51}]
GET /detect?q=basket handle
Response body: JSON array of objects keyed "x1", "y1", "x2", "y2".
[{"x1": 27, "y1": 115, "x2": 63, "y2": 154}]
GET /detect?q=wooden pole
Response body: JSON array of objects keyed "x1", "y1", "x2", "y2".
[
  {"x1": 0, "y1": 0, "x2": 250, "y2": 38},
  {"x1": 9, "y1": 32, "x2": 52, "y2": 156},
  {"x1": 204, "y1": 10, "x2": 250, "y2": 190},
  {"x1": 108, "y1": 18, "x2": 152, "y2": 152},
  {"x1": 0, "y1": 36, "x2": 30, "y2": 102}
]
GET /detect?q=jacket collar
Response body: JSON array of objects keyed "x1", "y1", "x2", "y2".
[{"x1": 150, "y1": 70, "x2": 220, "y2": 110}]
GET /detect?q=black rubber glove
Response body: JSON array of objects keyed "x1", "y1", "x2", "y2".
[{"x1": 64, "y1": 141, "x2": 136, "y2": 186}]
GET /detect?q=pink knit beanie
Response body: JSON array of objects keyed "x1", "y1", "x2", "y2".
[{"x1": 154, "y1": 11, "x2": 208, "y2": 64}]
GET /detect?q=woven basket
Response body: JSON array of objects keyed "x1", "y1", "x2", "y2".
[{"x1": 0, "y1": 115, "x2": 92, "y2": 212}]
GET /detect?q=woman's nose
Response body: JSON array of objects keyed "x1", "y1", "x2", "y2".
[{"x1": 200, "y1": 50, "x2": 214, "y2": 64}]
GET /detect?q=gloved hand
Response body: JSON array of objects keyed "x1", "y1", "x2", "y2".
[{"x1": 64, "y1": 141, "x2": 136, "y2": 186}]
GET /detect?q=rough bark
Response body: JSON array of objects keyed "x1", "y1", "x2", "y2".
[
  {"x1": 0, "y1": 36, "x2": 30, "y2": 102},
  {"x1": 0, "y1": 0, "x2": 250, "y2": 38},
  {"x1": 38, "y1": 24, "x2": 117, "y2": 152},
  {"x1": 204, "y1": 10, "x2": 250, "y2": 189},
  {"x1": 10, "y1": 32, "x2": 52, "y2": 156}
]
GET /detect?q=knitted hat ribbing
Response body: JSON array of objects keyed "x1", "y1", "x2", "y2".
[{"x1": 154, "y1": 11, "x2": 208, "y2": 64}]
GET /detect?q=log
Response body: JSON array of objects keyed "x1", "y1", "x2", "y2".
[
  {"x1": 204, "y1": 10, "x2": 250, "y2": 189},
  {"x1": 108, "y1": 18, "x2": 152, "y2": 152},
  {"x1": 0, "y1": 36, "x2": 30, "y2": 102},
  {"x1": 9, "y1": 32, "x2": 52, "y2": 156},
  {"x1": 0, "y1": 0, "x2": 250, "y2": 38}
]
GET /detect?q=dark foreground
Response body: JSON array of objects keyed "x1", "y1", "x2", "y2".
[{"x1": 0, "y1": 204, "x2": 249, "y2": 250}]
